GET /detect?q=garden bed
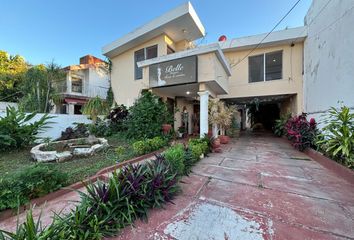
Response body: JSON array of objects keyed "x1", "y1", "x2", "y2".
[
  {"x1": 0, "y1": 148, "x2": 162, "y2": 221},
  {"x1": 30, "y1": 137, "x2": 109, "y2": 162}
]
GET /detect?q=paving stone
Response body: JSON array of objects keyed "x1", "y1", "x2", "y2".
[{"x1": 200, "y1": 179, "x2": 354, "y2": 238}]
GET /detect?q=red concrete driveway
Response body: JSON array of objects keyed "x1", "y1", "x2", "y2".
[{"x1": 112, "y1": 133, "x2": 354, "y2": 240}]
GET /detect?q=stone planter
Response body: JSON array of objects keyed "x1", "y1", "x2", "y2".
[{"x1": 30, "y1": 137, "x2": 109, "y2": 162}]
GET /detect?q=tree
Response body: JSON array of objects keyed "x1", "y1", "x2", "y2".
[
  {"x1": 19, "y1": 61, "x2": 65, "y2": 113},
  {"x1": 0, "y1": 50, "x2": 28, "y2": 102}
]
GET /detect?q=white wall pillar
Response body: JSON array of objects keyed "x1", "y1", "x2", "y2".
[
  {"x1": 198, "y1": 91, "x2": 209, "y2": 138},
  {"x1": 68, "y1": 103, "x2": 75, "y2": 115}
]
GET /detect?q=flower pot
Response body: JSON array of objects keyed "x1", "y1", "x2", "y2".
[
  {"x1": 162, "y1": 124, "x2": 172, "y2": 134},
  {"x1": 219, "y1": 135, "x2": 230, "y2": 144},
  {"x1": 212, "y1": 138, "x2": 221, "y2": 149}
]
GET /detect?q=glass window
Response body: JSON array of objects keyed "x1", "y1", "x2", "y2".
[
  {"x1": 249, "y1": 54, "x2": 264, "y2": 83},
  {"x1": 134, "y1": 48, "x2": 145, "y2": 80},
  {"x1": 71, "y1": 76, "x2": 83, "y2": 93},
  {"x1": 266, "y1": 51, "x2": 282, "y2": 80},
  {"x1": 146, "y1": 45, "x2": 158, "y2": 59}
]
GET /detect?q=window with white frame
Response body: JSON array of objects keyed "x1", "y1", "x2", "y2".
[
  {"x1": 134, "y1": 45, "x2": 158, "y2": 80},
  {"x1": 249, "y1": 51, "x2": 282, "y2": 83},
  {"x1": 71, "y1": 76, "x2": 83, "y2": 93}
]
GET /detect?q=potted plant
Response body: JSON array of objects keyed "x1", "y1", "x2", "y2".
[
  {"x1": 178, "y1": 126, "x2": 186, "y2": 138},
  {"x1": 208, "y1": 99, "x2": 236, "y2": 144},
  {"x1": 162, "y1": 123, "x2": 172, "y2": 133}
]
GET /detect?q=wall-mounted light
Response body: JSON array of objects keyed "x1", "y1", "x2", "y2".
[{"x1": 186, "y1": 91, "x2": 191, "y2": 95}]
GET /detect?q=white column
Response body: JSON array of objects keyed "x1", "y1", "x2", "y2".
[
  {"x1": 198, "y1": 91, "x2": 209, "y2": 138},
  {"x1": 68, "y1": 103, "x2": 75, "y2": 115}
]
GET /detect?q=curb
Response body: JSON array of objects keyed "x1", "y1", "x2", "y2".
[
  {"x1": 0, "y1": 149, "x2": 164, "y2": 222},
  {"x1": 304, "y1": 148, "x2": 354, "y2": 185}
]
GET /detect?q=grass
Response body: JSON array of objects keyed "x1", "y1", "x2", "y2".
[{"x1": 0, "y1": 133, "x2": 135, "y2": 185}]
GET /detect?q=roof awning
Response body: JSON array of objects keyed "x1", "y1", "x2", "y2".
[
  {"x1": 64, "y1": 98, "x2": 87, "y2": 104},
  {"x1": 223, "y1": 94, "x2": 296, "y2": 105}
]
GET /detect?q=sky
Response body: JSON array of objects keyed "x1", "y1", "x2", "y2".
[{"x1": 0, "y1": 0, "x2": 312, "y2": 67}]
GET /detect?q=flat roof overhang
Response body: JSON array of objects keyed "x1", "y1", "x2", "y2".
[
  {"x1": 138, "y1": 43, "x2": 232, "y2": 76},
  {"x1": 220, "y1": 26, "x2": 307, "y2": 52},
  {"x1": 223, "y1": 93, "x2": 296, "y2": 105},
  {"x1": 102, "y1": 2, "x2": 205, "y2": 58}
]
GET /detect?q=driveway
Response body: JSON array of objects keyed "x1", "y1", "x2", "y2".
[{"x1": 112, "y1": 133, "x2": 354, "y2": 240}]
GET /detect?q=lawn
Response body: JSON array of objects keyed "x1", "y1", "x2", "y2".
[{"x1": 0, "y1": 133, "x2": 134, "y2": 185}]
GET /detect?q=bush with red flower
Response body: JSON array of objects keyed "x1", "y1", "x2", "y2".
[{"x1": 285, "y1": 113, "x2": 317, "y2": 151}]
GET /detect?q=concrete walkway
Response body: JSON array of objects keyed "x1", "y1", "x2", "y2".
[
  {"x1": 112, "y1": 133, "x2": 354, "y2": 240},
  {"x1": 1, "y1": 133, "x2": 353, "y2": 239}
]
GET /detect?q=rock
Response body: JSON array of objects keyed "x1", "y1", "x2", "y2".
[{"x1": 56, "y1": 151, "x2": 72, "y2": 162}]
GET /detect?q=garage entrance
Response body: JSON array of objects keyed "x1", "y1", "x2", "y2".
[
  {"x1": 224, "y1": 94, "x2": 296, "y2": 132},
  {"x1": 250, "y1": 103, "x2": 280, "y2": 130}
]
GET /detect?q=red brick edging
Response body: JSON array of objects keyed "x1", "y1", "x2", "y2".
[
  {"x1": 304, "y1": 148, "x2": 354, "y2": 185},
  {"x1": 0, "y1": 149, "x2": 163, "y2": 221}
]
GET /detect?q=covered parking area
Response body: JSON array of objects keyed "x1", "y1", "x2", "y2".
[{"x1": 224, "y1": 93, "x2": 297, "y2": 131}]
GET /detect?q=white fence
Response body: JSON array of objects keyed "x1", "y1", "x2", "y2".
[
  {"x1": 0, "y1": 102, "x2": 18, "y2": 111},
  {"x1": 0, "y1": 112, "x2": 92, "y2": 140}
]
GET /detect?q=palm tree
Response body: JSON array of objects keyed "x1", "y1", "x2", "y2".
[{"x1": 82, "y1": 96, "x2": 108, "y2": 123}]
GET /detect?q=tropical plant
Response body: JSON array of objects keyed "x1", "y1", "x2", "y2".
[
  {"x1": 208, "y1": 99, "x2": 236, "y2": 136},
  {"x1": 285, "y1": 113, "x2": 317, "y2": 151},
  {"x1": 19, "y1": 62, "x2": 65, "y2": 113},
  {"x1": 82, "y1": 96, "x2": 109, "y2": 123},
  {"x1": 0, "y1": 208, "x2": 52, "y2": 240},
  {"x1": 316, "y1": 106, "x2": 354, "y2": 168},
  {"x1": 107, "y1": 104, "x2": 129, "y2": 132},
  {"x1": 0, "y1": 107, "x2": 53, "y2": 151},
  {"x1": 0, "y1": 50, "x2": 28, "y2": 102},
  {"x1": 59, "y1": 123, "x2": 88, "y2": 140},
  {"x1": 274, "y1": 113, "x2": 291, "y2": 137},
  {"x1": 125, "y1": 91, "x2": 173, "y2": 140},
  {"x1": 163, "y1": 144, "x2": 185, "y2": 176}
]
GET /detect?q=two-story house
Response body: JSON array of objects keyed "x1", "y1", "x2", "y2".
[
  {"x1": 102, "y1": 2, "x2": 306, "y2": 136},
  {"x1": 54, "y1": 55, "x2": 110, "y2": 115}
]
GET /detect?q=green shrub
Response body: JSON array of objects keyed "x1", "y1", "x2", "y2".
[
  {"x1": 125, "y1": 91, "x2": 173, "y2": 140},
  {"x1": 0, "y1": 107, "x2": 52, "y2": 152},
  {"x1": 189, "y1": 143, "x2": 204, "y2": 163},
  {"x1": 274, "y1": 113, "x2": 291, "y2": 137},
  {"x1": 189, "y1": 138, "x2": 209, "y2": 155},
  {"x1": 0, "y1": 164, "x2": 68, "y2": 211},
  {"x1": 88, "y1": 119, "x2": 112, "y2": 137},
  {"x1": 132, "y1": 136, "x2": 166, "y2": 155},
  {"x1": 163, "y1": 144, "x2": 185, "y2": 176},
  {"x1": 317, "y1": 106, "x2": 354, "y2": 168}
]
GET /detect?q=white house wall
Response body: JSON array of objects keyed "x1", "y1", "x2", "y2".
[{"x1": 304, "y1": 0, "x2": 354, "y2": 124}]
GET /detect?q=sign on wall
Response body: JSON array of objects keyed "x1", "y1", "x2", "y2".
[{"x1": 149, "y1": 56, "x2": 197, "y2": 88}]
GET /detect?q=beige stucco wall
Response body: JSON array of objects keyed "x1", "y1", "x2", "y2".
[
  {"x1": 110, "y1": 35, "x2": 169, "y2": 106},
  {"x1": 221, "y1": 43, "x2": 304, "y2": 114}
]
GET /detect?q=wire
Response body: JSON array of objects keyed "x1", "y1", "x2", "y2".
[{"x1": 230, "y1": 0, "x2": 302, "y2": 69}]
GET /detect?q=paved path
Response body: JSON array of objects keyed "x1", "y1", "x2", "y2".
[
  {"x1": 112, "y1": 133, "x2": 354, "y2": 240},
  {"x1": 1, "y1": 133, "x2": 353, "y2": 239}
]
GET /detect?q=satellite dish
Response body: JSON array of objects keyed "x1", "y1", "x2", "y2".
[{"x1": 218, "y1": 35, "x2": 227, "y2": 42}]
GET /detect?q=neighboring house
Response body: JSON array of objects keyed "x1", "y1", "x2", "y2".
[
  {"x1": 53, "y1": 55, "x2": 110, "y2": 115},
  {"x1": 303, "y1": 0, "x2": 354, "y2": 125},
  {"x1": 102, "y1": 1, "x2": 351, "y2": 136}
]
